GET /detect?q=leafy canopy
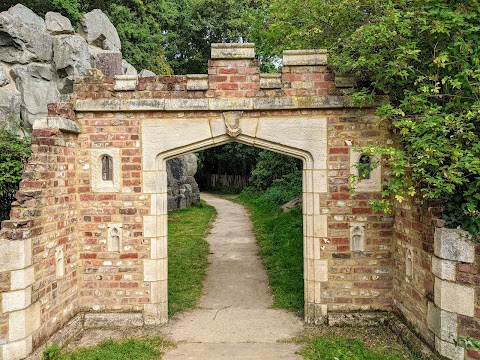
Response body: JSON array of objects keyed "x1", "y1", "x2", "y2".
[{"x1": 331, "y1": 0, "x2": 480, "y2": 234}]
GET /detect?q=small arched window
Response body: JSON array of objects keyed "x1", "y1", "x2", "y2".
[
  {"x1": 102, "y1": 155, "x2": 113, "y2": 181},
  {"x1": 358, "y1": 154, "x2": 372, "y2": 180}
]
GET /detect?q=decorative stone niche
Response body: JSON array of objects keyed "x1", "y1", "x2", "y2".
[
  {"x1": 350, "y1": 223, "x2": 365, "y2": 252},
  {"x1": 405, "y1": 245, "x2": 414, "y2": 278},
  {"x1": 55, "y1": 246, "x2": 65, "y2": 277},
  {"x1": 107, "y1": 224, "x2": 122, "y2": 252},
  {"x1": 91, "y1": 148, "x2": 120, "y2": 192},
  {"x1": 350, "y1": 149, "x2": 381, "y2": 192}
]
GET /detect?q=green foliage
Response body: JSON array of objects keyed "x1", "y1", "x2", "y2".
[
  {"x1": 455, "y1": 336, "x2": 480, "y2": 350},
  {"x1": 46, "y1": 337, "x2": 172, "y2": 360},
  {"x1": 0, "y1": 130, "x2": 31, "y2": 197},
  {"x1": 168, "y1": 201, "x2": 216, "y2": 315},
  {"x1": 245, "y1": 0, "x2": 385, "y2": 70},
  {"x1": 43, "y1": 343, "x2": 61, "y2": 360},
  {"x1": 237, "y1": 176, "x2": 303, "y2": 313},
  {"x1": 248, "y1": 151, "x2": 302, "y2": 191},
  {"x1": 299, "y1": 335, "x2": 420, "y2": 360},
  {"x1": 331, "y1": 0, "x2": 480, "y2": 234}
]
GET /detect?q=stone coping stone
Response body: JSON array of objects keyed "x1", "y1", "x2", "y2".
[
  {"x1": 283, "y1": 49, "x2": 328, "y2": 66},
  {"x1": 211, "y1": 43, "x2": 255, "y2": 59},
  {"x1": 75, "y1": 95, "x2": 384, "y2": 112},
  {"x1": 33, "y1": 117, "x2": 80, "y2": 133},
  {"x1": 186, "y1": 74, "x2": 209, "y2": 91}
]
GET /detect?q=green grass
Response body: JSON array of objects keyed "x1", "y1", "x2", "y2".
[
  {"x1": 236, "y1": 189, "x2": 304, "y2": 314},
  {"x1": 168, "y1": 201, "x2": 216, "y2": 315},
  {"x1": 44, "y1": 337, "x2": 173, "y2": 360},
  {"x1": 299, "y1": 336, "x2": 416, "y2": 360}
]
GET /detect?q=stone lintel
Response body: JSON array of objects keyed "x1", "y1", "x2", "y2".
[
  {"x1": 260, "y1": 73, "x2": 282, "y2": 89},
  {"x1": 33, "y1": 117, "x2": 80, "y2": 133},
  {"x1": 186, "y1": 74, "x2": 209, "y2": 90},
  {"x1": 283, "y1": 49, "x2": 328, "y2": 66},
  {"x1": 74, "y1": 95, "x2": 383, "y2": 112},
  {"x1": 211, "y1": 43, "x2": 255, "y2": 59}
]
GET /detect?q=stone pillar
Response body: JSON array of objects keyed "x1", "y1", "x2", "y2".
[
  {"x1": 143, "y1": 165, "x2": 168, "y2": 325},
  {"x1": 427, "y1": 228, "x2": 476, "y2": 360}
]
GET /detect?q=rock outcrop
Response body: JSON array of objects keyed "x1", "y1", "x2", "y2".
[
  {"x1": 0, "y1": 4, "x2": 200, "y2": 210},
  {"x1": 167, "y1": 154, "x2": 200, "y2": 211}
]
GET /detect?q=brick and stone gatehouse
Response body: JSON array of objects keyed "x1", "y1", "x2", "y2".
[{"x1": 0, "y1": 44, "x2": 478, "y2": 360}]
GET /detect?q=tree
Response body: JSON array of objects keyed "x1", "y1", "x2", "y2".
[{"x1": 330, "y1": 0, "x2": 480, "y2": 234}]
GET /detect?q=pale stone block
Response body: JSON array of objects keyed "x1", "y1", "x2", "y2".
[
  {"x1": 314, "y1": 260, "x2": 328, "y2": 282},
  {"x1": 8, "y1": 301, "x2": 40, "y2": 341},
  {"x1": 314, "y1": 215, "x2": 327, "y2": 238},
  {"x1": 313, "y1": 238, "x2": 321, "y2": 260},
  {"x1": 304, "y1": 214, "x2": 314, "y2": 240},
  {"x1": 434, "y1": 228, "x2": 475, "y2": 263},
  {"x1": 432, "y1": 256, "x2": 456, "y2": 281},
  {"x1": 84, "y1": 313, "x2": 143, "y2": 328},
  {"x1": 260, "y1": 74, "x2": 282, "y2": 89},
  {"x1": 1, "y1": 335, "x2": 32, "y2": 360},
  {"x1": 55, "y1": 246, "x2": 65, "y2": 277},
  {"x1": 142, "y1": 118, "x2": 212, "y2": 170},
  {"x1": 143, "y1": 216, "x2": 158, "y2": 238},
  {"x1": 305, "y1": 237, "x2": 314, "y2": 259},
  {"x1": 2, "y1": 287, "x2": 32, "y2": 313},
  {"x1": 151, "y1": 194, "x2": 168, "y2": 215},
  {"x1": 187, "y1": 74, "x2": 209, "y2": 90},
  {"x1": 313, "y1": 194, "x2": 321, "y2": 215},
  {"x1": 255, "y1": 117, "x2": 327, "y2": 170},
  {"x1": 158, "y1": 214, "x2": 168, "y2": 238},
  {"x1": 283, "y1": 49, "x2": 328, "y2": 66},
  {"x1": 0, "y1": 239, "x2": 32, "y2": 272},
  {"x1": 150, "y1": 237, "x2": 167, "y2": 259},
  {"x1": 144, "y1": 259, "x2": 167, "y2": 282},
  {"x1": 91, "y1": 148, "x2": 120, "y2": 193},
  {"x1": 304, "y1": 96, "x2": 343, "y2": 109},
  {"x1": 156, "y1": 170, "x2": 168, "y2": 193},
  {"x1": 435, "y1": 336, "x2": 465, "y2": 360},
  {"x1": 143, "y1": 171, "x2": 158, "y2": 194},
  {"x1": 314, "y1": 281, "x2": 322, "y2": 303},
  {"x1": 303, "y1": 170, "x2": 313, "y2": 193},
  {"x1": 312, "y1": 170, "x2": 327, "y2": 193},
  {"x1": 427, "y1": 302, "x2": 458, "y2": 341},
  {"x1": 434, "y1": 277, "x2": 475, "y2": 317},
  {"x1": 303, "y1": 192, "x2": 314, "y2": 215},
  {"x1": 350, "y1": 149, "x2": 382, "y2": 193},
  {"x1": 32, "y1": 116, "x2": 80, "y2": 133},
  {"x1": 10, "y1": 266, "x2": 35, "y2": 291},
  {"x1": 75, "y1": 99, "x2": 123, "y2": 111},
  {"x1": 253, "y1": 97, "x2": 295, "y2": 110},
  {"x1": 335, "y1": 75, "x2": 356, "y2": 88},
  {"x1": 164, "y1": 98, "x2": 208, "y2": 111},
  {"x1": 114, "y1": 75, "x2": 138, "y2": 91},
  {"x1": 209, "y1": 98, "x2": 254, "y2": 111},
  {"x1": 305, "y1": 280, "x2": 315, "y2": 303},
  {"x1": 306, "y1": 259, "x2": 314, "y2": 284},
  {"x1": 211, "y1": 43, "x2": 255, "y2": 59},
  {"x1": 126, "y1": 99, "x2": 165, "y2": 111},
  {"x1": 150, "y1": 280, "x2": 167, "y2": 304},
  {"x1": 144, "y1": 302, "x2": 168, "y2": 325}
]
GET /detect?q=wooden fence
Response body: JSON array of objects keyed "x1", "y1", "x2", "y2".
[{"x1": 209, "y1": 174, "x2": 248, "y2": 190}]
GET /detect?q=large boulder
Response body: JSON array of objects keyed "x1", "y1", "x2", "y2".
[
  {"x1": 45, "y1": 12, "x2": 74, "y2": 35},
  {"x1": 0, "y1": 86, "x2": 21, "y2": 129},
  {"x1": 53, "y1": 34, "x2": 90, "y2": 78},
  {"x1": 78, "y1": 9, "x2": 121, "y2": 52},
  {"x1": 167, "y1": 154, "x2": 200, "y2": 211},
  {"x1": 11, "y1": 64, "x2": 59, "y2": 126},
  {"x1": 0, "y1": 4, "x2": 52, "y2": 64},
  {"x1": 122, "y1": 60, "x2": 137, "y2": 76}
]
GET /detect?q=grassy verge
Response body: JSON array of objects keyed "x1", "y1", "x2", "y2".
[
  {"x1": 236, "y1": 188, "x2": 304, "y2": 314},
  {"x1": 297, "y1": 326, "x2": 421, "y2": 360},
  {"x1": 44, "y1": 337, "x2": 173, "y2": 360},
  {"x1": 168, "y1": 200, "x2": 216, "y2": 315}
]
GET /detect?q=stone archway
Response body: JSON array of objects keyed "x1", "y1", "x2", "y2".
[{"x1": 141, "y1": 112, "x2": 328, "y2": 324}]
